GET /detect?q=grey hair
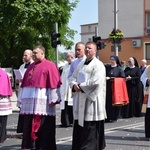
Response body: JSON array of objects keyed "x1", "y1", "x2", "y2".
[{"x1": 141, "y1": 59, "x2": 147, "y2": 63}]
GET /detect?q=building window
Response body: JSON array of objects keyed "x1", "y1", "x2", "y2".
[
  {"x1": 88, "y1": 26, "x2": 91, "y2": 32},
  {"x1": 147, "y1": 12, "x2": 150, "y2": 27},
  {"x1": 146, "y1": 12, "x2": 150, "y2": 34},
  {"x1": 145, "y1": 43, "x2": 150, "y2": 60}
]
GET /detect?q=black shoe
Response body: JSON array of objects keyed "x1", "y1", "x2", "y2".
[
  {"x1": 146, "y1": 137, "x2": 150, "y2": 141},
  {"x1": 105, "y1": 119, "x2": 111, "y2": 123}
]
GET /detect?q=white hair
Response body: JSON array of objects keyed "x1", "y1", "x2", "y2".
[{"x1": 141, "y1": 59, "x2": 147, "y2": 63}]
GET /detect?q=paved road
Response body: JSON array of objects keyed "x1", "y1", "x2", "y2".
[{"x1": 0, "y1": 92, "x2": 150, "y2": 150}]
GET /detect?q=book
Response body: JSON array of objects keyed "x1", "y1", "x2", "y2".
[{"x1": 14, "y1": 69, "x2": 23, "y2": 80}]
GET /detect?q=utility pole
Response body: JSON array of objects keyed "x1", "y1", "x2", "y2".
[
  {"x1": 95, "y1": 27, "x2": 99, "y2": 58},
  {"x1": 114, "y1": 0, "x2": 118, "y2": 56}
]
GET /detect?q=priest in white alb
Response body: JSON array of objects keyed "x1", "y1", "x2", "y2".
[{"x1": 69, "y1": 41, "x2": 106, "y2": 150}]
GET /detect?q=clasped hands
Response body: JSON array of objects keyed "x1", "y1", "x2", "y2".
[
  {"x1": 126, "y1": 75, "x2": 131, "y2": 80},
  {"x1": 106, "y1": 76, "x2": 132, "y2": 81},
  {"x1": 106, "y1": 77, "x2": 114, "y2": 80},
  {"x1": 73, "y1": 83, "x2": 81, "y2": 92}
]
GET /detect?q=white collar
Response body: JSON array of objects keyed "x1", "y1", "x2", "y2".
[
  {"x1": 130, "y1": 65, "x2": 135, "y2": 68},
  {"x1": 111, "y1": 64, "x2": 117, "y2": 67}
]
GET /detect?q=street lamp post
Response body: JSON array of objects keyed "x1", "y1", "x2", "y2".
[
  {"x1": 95, "y1": 27, "x2": 99, "y2": 58},
  {"x1": 114, "y1": 0, "x2": 118, "y2": 56}
]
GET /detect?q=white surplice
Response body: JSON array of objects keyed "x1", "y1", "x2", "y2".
[{"x1": 60, "y1": 63, "x2": 73, "y2": 110}]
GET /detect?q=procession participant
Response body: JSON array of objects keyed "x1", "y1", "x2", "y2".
[
  {"x1": 60, "y1": 52, "x2": 75, "y2": 127},
  {"x1": 68, "y1": 42, "x2": 86, "y2": 78},
  {"x1": 122, "y1": 57, "x2": 143, "y2": 118},
  {"x1": 15, "y1": 49, "x2": 33, "y2": 94},
  {"x1": 69, "y1": 41, "x2": 106, "y2": 150},
  {"x1": 68, "y1": 42, "x2": 86, "y2": 117},
  {"x1": 16, "y1": 49, "x2": 33, "y2": 133},
  {"x1": 0, "y1": 68, "x2": 12, "y2": 143},
  {"x1": 18, "y1": 45, "x2": 61, "y2": 150},
  {"x1": 105, "y1": 55, "x2": 125, "y2": 122},
  {"x1": 140, "y1": 59, "x2": 147, "y2": 74}
]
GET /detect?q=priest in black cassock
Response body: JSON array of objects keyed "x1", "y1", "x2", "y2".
[
  {"x1": 122, "y1": 57, "x2": 144, "y2": 118},
  {"x1": 105, "y1": 55, "x2": 125, "y2": 122}
]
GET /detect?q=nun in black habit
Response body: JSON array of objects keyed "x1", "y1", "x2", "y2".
[
  {"x1": 122, "y1": 57, "x2": 144, "y2": 118},
  {"x1": 105, "y1": 55, "x2": 125, "y2": 122}
]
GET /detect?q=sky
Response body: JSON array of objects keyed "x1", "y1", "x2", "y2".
[{"x1": 59, "y1": 0, "x2": 98, "y2": 52}]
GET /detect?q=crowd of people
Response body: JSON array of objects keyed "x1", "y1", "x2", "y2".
[{"x1": 0, "y1": 42, "x2": 150, "y2": 149}]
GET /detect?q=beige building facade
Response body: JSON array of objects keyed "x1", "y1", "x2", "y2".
[{"x1": 80, "y1": 23, "x2": 98, "y2": 44}]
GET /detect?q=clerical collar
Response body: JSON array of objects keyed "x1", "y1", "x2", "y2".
[
  {"x1": 111, "y1": 64, "x2": 117, "y2": 67},
  {"x1": 24, "y1": 62, "x2": 31, "y2": 68},
  {"x1": 84, "y1": 58, "x2": 93, "y2": 65}
]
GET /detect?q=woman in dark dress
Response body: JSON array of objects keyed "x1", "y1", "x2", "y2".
[
  {"x1": 105, "y1": 55, "x2": 125, "y2": 122},
  {"x1": 122, "y1": 57, "x2": 144, "y2": 118}
]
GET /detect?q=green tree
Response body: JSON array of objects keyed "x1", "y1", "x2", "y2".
[{"x1": 0, "y1": 0, "x2": 78, "y2": 68}]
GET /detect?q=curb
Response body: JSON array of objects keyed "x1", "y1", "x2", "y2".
[{"x1": 7, "y1": 132, "x2": 23, "y2": 139}]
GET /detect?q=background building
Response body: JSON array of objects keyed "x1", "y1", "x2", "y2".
[
  {"x1": 80, "y1": 23, "x2": 98, "y2": 44},
  {"x1": 81, "y1": 0, "x2": 150, "y2": 65}
]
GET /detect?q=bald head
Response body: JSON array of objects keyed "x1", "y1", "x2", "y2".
[
  {"x1": 66, "y1": 52, "x2": 75, "y2": 63},
  {"x1": 23, "y1": 49, "x2": 33, "y2": 63}
]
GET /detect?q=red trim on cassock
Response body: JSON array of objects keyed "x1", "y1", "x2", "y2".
[{"x1": 31, "y1": 115, "x2": 42, "y2": 140}]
